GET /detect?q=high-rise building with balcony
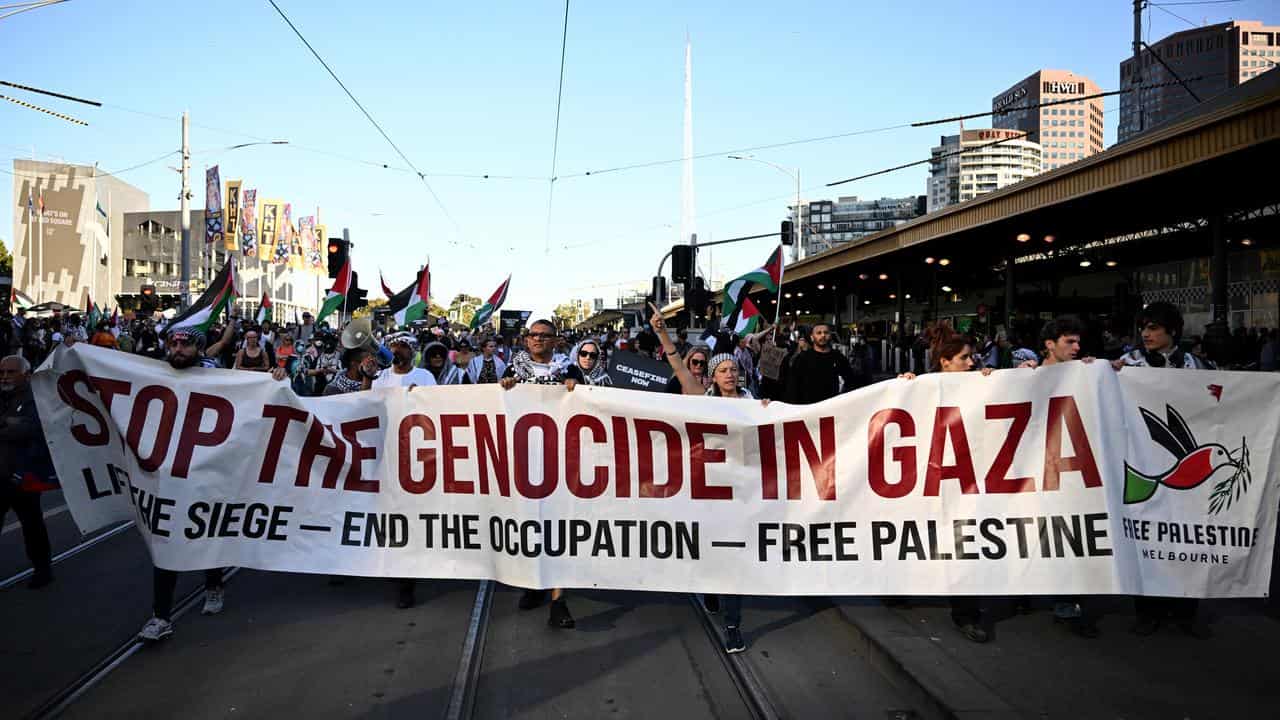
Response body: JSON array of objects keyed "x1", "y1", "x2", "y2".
[{"x1": 926, "y1": 129, "x2": 1043, "y2": 212}]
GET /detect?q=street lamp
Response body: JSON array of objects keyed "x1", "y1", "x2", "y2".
[{"x1": 727, "y1": 154, "x2": 802, "y2": 262}]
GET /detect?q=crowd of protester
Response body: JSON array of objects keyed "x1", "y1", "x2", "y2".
[{"x1": 1, "y1": 299, "x2": 1276, "y2": 651}]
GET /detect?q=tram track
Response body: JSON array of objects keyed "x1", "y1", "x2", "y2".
[
  {"x1": 0, "y1": 521, "x2": 135, "y2": 591},
  {"x1": 25, "y1": 566, "x2": 243, "y2": 719}
]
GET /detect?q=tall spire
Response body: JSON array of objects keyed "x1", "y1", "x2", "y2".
[{"x1": 680, "y1": 35, "x2": 696, "y2": 248}]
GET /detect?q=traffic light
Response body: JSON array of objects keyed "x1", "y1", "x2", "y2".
[
  {"x1": 780, "y1": 220, "x2": 794, "y2": 246},
  {"x1": 347, "y1": 271, "x2": 368, "y2": 311},
  {"x1": 651, "y1": 275, "x2": 668, "y2": 308},
  {"x1": 327, "y1": 238, "x2": 349, "y2": 278},
  {"x1": 687, "y1": 276, "x2": 708, "y2": 322},
  {"x1": 671, "y1": 245, "x2": 695, "y2": 285},
  {"x1": 140, "y1": 284, "x2": 158, "y2": 312}
]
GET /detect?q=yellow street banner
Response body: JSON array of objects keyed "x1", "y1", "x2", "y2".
[{"x1": 258, "y1": 199, "x2": 283, "y2": 262}]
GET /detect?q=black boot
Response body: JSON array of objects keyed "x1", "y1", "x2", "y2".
[
  {"x1": 27, "y1": 568, "x2": 53, "y2": 590},
  {"x1": 548, "y1": 598, "x2": 575, "y2": 629},
  {"x1": 397, "y1": 581, "x2": 415, "y2": 609},
  {"x1": 519, "y1": 589, "x2": 547, "y2": 610}
]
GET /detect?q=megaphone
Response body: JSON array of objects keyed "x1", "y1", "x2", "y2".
[{"x1": 341, "y1": 317, "x2": 393, "y2": 369}]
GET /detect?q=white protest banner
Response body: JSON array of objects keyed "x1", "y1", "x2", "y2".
[{"x1": 32, "y1": 346, "x2": 1279, "y2": 598}]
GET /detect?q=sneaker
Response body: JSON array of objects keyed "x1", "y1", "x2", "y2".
[
  {"x1": 201, "y1": 587, "x2": 224, "y2": 616},
  {"x1": 702, "y1": 595, "x2": 721, "y2": 614},
  {"x1": 548, "y1": 598, "x2": 575, "y2": 629},
  {"x1": 723, "y1": 626, "x2": 747, "y2": 654},
  {"x1": 138, "y1": 616, "x2": 174, "y2": 642},
  {"x1": 956, "y1": 622, "x2": 989, "y2": 643},
  {"x1": 1130, "y1": 616, "x2": 1160, "y2": 636},
  {"x1": 27, "y1": 569, "x2": 54, "y2": 590},
  {"x1": 397, "y1": 583, "x2": 416, "y2": 609},
  {"x1": 519, "y1": 589, "x2": 547, "y2": 611}
]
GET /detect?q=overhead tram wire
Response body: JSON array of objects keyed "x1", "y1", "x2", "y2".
[
  {"x1": 555, "y1": 122, "x2": 913, "y2": 180},
  {"x1": 911, "y1": 75, "x2": 1220, "y2": 128},
  {"x1": 544, "y1": 0, "x2": 571, "y2": 254},
  {"x1": 0, "y1": 150, "x2": 179, "y2": 182},
  {"x1": 0, "y1": 80, "x2": 100, "y2": 107},
  {"x1": 827, "y1": 131, "x2": 1030, "y2": 187},
  {"x1": 266, "y1": 0, "x2": 463, "y2": 240}
]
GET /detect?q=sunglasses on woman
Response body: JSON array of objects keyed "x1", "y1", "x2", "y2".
[
  {"x1": 689, "y1": 358, "x2": 706, "y2": 367},
  {"x1": 579, "y1": 350, "x2": 599, "y2": 358}
]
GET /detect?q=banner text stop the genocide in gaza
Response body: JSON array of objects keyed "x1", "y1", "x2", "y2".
[
  {"x1": 51, "y1": 363, "x2": 1117, "y2": 568},
  {"x1": 37, "y1": 346, "x2": 1279, "y2": 596}
]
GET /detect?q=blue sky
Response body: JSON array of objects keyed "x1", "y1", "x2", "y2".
[{"x1": 3, "y1": 0, "x2": 1274, "y2": 318}]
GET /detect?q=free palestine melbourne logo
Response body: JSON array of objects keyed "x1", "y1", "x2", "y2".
[{"x1": 1124, "y1": 404, "x2": 1251, "y2": 516}]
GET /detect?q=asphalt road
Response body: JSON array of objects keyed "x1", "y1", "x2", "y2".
[{"x1": 2, "y1": 516, "x2": 919, "y2": 720}]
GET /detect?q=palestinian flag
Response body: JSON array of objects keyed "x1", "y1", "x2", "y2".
[
  {"x1": 730, "y1": 295, "x2": 764, "y2": 335},
  {"x1": 721, "y1": 245, "x2": 784, "y2": 331},
  {"x1": 387, "y1": 265, "x2": 431, "y2": 326},
  {"x1": 166, "y1": 260, "x2": 238, "y2": 336},
  {"x1": 109, "y1": 306, "x2": 119, "y2": 327},
  {"x1": 86, "y1": 296, "x2": 100, "y2": 327},
  {"x1": 255, "y1": 292, "x2": 273, "y2": 324},
  {"x1": 316, "y1": 257, "x2": 351, "y2": 326},
  {"x1": 380, "y1": 270, "x2": 395, "y2": 299},
  {"x1": 469, "y1": 275, "x2": 510, "y2": 330},
  {"x1": 11, "y1": 289, "x2": 33, "y2": 312}
]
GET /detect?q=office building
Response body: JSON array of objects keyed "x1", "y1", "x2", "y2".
[
  {"x1": 992, "y1": 69, "x2": 1104, "y2": 171},
  {"x1": 926, "y1": 129, "x2": 1043, "y2": 212},
  {"x1": 793, "y1": 195, "x2": 927, "y2": 256},
  {"x1": 1119, "y1": 20, "x2": 1279, "y2": 143},
  {"x1": 10, "y1": 159, "x2": 149, "y2": 308}
]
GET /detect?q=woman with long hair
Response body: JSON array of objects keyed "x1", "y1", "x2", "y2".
[
  {"x1": 898, "y1": 324, "x2": 993, "y2": 644},
  {"x1": 651, "y1": 304, "x2": 764, "y2": 654},
  {"x1": 234, "y1": 329, "x2": 270, "y2": 372}
]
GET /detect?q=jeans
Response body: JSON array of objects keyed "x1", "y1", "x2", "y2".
[
  {"x1": 0, "y1": 483, "x2": 51, "y2": 574},
  {"x1": 1135, "y1": 595, "x2": 1197, "y2": 623},
  {"x1": 706, "y1": 594, "x2": 742, "y2": 627},
  {"x1": 950, "y1": 597, "x2": 981, "y2": 626},
  {"x1": 153, "y1": 567, "x2": 223, "y2": 620}
]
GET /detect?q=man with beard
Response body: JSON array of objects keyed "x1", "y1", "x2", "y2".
[
  {"x1": 421, "y1": 341, "x2": 468, "y2": 385},
  {"x1": 468, "y1": 338, "x2": 508, "y2": 384},
  {"x1": 139, "y1": 328, "x2": 287, "y2": 642},
  {"x1": 784, "y1": 322, "x2": 867, "y2": 404},
  {"x1": 373, "y1": 333, "x2": 433, "y2": 607},
  {"x1": 373, "y1": 333, "x2": 436, "y2": 391},
  {"x1": 499, "y1": 319, "x2": 575, "y2": 629}
]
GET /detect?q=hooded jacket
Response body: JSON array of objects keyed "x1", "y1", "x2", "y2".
[{"x1": 423, "y1": 341, "x2": 469, "y2": 385}]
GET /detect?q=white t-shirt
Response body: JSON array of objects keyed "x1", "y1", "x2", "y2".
[{"x1": 373, "y1": 366, "x2": 437, "y2": 388}]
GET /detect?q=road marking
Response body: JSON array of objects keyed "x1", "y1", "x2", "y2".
[{"x1": 1, "y1": 503, "x2": 68, "y2": 535}]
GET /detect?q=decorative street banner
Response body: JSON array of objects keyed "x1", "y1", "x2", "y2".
[
  {"x1": 299, "y1": 216, "x2": 318, "y2": 273},
  {"x1": 313, "y1": 224, "x2": 328, "y2": 274},
  {"x1": 608, "y1": 351, "x2": 673, "y2": 392},
  {"x1": 223, "y1": 180, "x2": 242, "y2": 252},
  {"x1": 275, "y1": 203, "x2": 293, "y2": 266},
  {"x1": 33, "y1": 348, "x2": 1280, "y2": 598},
  {"x1": 258, "y1": 199, "x2": 283, "y2": 261},
  {"x1": 240, "y1": 189, "x2": 258, "y2": 258},
  {"x1": 204, "y1": 166, "x2": 223, "y2": 245}
]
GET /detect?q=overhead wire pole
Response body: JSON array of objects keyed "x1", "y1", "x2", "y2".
[
  {"x1": 180, "y1": 112, "x2": 192, "y2": 309},
  {"x1": 545, "y1": 0, "x2": 571, "y2": 254}
]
